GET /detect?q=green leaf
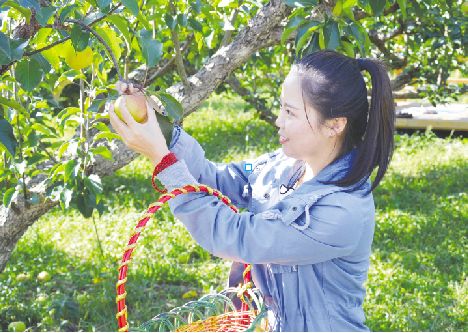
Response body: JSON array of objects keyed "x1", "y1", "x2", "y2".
[
  {"x1": 121, "y1": 0, "x2": 139, "y2": 16},
  {"x1": 188, "y1": 18, "x2": 203, "y2": 32},
  {"x1": 87, "y1": 96, "x2": 107, "y2": 113},
  {"x1": 136, "y1": 12, "x2": 152, "y2": 30},
  {"x1": 85, "y1": 174, "x2": 103, "y2": 195},
  {"x1": 341, "y1": 39, "x2": 355, "y2": 57},
  {"x1": 3, "y1": 187, "x2": 16, "y2": 207},
  {"x1": 282, "y1": 15, "x2": 305, "y2": 45},
  {"x1": 284, "y1": 0, "x2": 317, "y2": 7},
  {"x1": 349, "y1": 22, "x2": 366, "y2": 55},
  {"x1": 164, "y1": 13, "x2": 177, "y2": 30},
  {"x1": 64, "y1": 159, "x2": 79, "y2": 183},
  {"x1": 91, "y1": 146, "x2": 113, "y2": 161},
  {"x1": 91, "y1": 121, "x2": 110, "y2": 132},
  {"x1": 15, "y1": 58, "x2": 44, "y2": 91},
  {"x1": 303, "y1": 32, "x2": 320, "y2": 55},
  {"x1": 31, "y1": 53, "x2": 51, "y2": 73},
  {"x1": 343, "y1": 0, "x2": 358, "y2": 8},
  {"x1": 59, "y1": 4, "x2": 78, "y2": 21},
  {"x1": 138, "y1": 29, "x2": 163, "y2": 67},
  {"x1": 0, "y1": 119, "x2": 17, "y2": 157},
  {"x1": 323, "y1": 20, "x2": 340, "y2": 50},
  {"x1": 35, "y1": 6, "x2": 56, "y2": 26},
  {"x1": 2, "y1": 1, "x2": 32, "y2": 23},
  {"x1": 94, "y1": 132, "x2": 122, "y2": 141},
  {"x1": 107, "y1": 14, "x2": 132, "y2": 49},
  {"x1": 97, "y1": 0, "x2": 111, "y2": 9},
  {"x1": 18, "y1": 0, "x2": 39, "y2": 11},
  {"x1": 295, "y1": 20, "x2": 321, "y2": 53},
  {"x1": 71, "y1": 24, "x2": 90, "y2": 52},
  {"x1": 154, "y1": 92, "x2": 183, "y2": 122},
  {"x1": 31, "y1": 122, "x2": 57, "y2": 137},
  {"x1": 27, "y1": 151, "x2": 46, "y2": 165},
  {"x1": 0, "y1": 32, "x2": 29, "y2": 65},
  {"x1": 177, "y1": 13, "x2": 188, "y2": 27},
  {"x1": 369, "y1": 0, "x2": 386, "y2": 16},
  {"x1": 332, "y1": 0, "x2": 343, "y2": 16},
  {"x1": 190, "y1": 0, "x2": 201, "y2": 14},
  {"x1": 27, "y1": 131, "x2": 38, "y2": 147},
  {"x1": 61, "y1": 188, "x2": 73, "y2": 209},
  {"x1": 0, "y1": 96, "x2": 27, "y2": 114},
  {"x1": 95, "y1": 27, "x2": 123, "y2": 63},
  {"x1": 75, "y1": 191, "x2": 95, "y2": 218},
  {"x1": 397, "y1": 0, "x2": 406, "y2": 19}
]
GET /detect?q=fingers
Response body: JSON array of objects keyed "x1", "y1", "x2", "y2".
[
  {"x1": 146, "y1": 99, "x2": 157, "y2": 123},
  {"x1": 108, "y1": 103, "x2": 124, "y2": 133},
  {"x1": 115, "y1": 81, "x2": 126, "y2": 94},
  {"x1": 115, "y1": 81, "x2": 141, "y2": 95}
]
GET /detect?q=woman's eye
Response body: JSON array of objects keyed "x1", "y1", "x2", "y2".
[{"x1": 280, "y1": 104, "x2": 292, "y2": 116}]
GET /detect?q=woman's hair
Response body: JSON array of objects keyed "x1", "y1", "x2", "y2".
[{"x1": 294, "y1": 49, "x2": 395, "y2": 193}]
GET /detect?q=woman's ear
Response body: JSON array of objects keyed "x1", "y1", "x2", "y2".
[{"x1": 325, "y1": 117, "x2": 347, "y2": 137}]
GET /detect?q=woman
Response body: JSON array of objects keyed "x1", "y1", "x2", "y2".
[{"x1": 108, "y1": 50, "x2": 395, "y2": 331}]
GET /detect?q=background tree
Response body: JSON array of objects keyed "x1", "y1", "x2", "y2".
[{"x1": 0, "y1": 0, "x2": 465, "y2": 273}]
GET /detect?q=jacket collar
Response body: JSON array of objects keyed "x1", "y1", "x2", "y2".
[{"x1": 282, "y1": 147, "x2": 366, "y2": 194}]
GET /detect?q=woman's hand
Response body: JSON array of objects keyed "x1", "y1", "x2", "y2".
[{"x1": 107, "y1": 82, "x2": 170, "y2": 167}]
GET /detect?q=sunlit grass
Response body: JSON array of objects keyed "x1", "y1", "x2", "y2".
[{"x1": 0, "y1": 93, "x2": 466, "y2": 331}]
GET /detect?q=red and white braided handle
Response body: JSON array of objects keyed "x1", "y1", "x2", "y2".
[{"x1": 115, "y1": 184, "x2": 252, "y2": 332}]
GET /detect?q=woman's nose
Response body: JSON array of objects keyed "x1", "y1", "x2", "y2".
[{"x1": 275, "y1": 114, "x2": 283, "y2": 129}]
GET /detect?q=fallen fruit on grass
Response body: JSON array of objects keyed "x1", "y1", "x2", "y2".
[
  {"x1": 114, "y1": 94, "x2": 148, "y2": 123},
  {"x1": 8, "y1": 321, "x2": 26, "y2": 332},
  {"x1": 15, "y1": 273, "x2": 30, "y2": 282},
  {"x1": 37, "y1": 271, "x2": 51, "y2": 282},
  {"x1": 36, "y1": 294, "x2": 48, "y2": 304}
]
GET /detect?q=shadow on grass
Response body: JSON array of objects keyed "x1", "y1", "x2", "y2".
[{"x1": 0, "y1": 239, "x2": 207, "y2": 332}]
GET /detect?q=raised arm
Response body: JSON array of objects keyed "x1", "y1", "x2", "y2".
[
  {"x1": 157, "y1": 159, "x2": 368, "y2": 265},
  {"x1": 168, "y1": 125, "x2": 268, "y2": 209}
]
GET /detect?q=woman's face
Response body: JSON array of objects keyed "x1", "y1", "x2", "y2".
[{"x1": 275, "y1": 69, "x2": 332, "y2": 162}]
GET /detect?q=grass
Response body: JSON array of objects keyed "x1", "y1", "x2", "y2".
[{"x1": 0, "y1": 92, "x2": 467, "y2": 332}]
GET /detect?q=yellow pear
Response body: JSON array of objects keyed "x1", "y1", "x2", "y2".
[{"x1": 114, "y1": 94, "x2": 148, "y2": 123}]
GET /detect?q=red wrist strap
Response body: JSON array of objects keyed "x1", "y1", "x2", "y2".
[{"x1": 152, "y1": 152, "x2": 178, "y2": 193}]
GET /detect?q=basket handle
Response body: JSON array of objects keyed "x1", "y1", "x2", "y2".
[{"x1": 115, "y1": 184, "x2": 252, "y2": 332}]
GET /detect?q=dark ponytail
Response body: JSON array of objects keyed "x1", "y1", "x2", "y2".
[
  {"x1": 352, "y1": 58, "x2": 395, "y2": 192},
  {"x1": 295, "y1": 50, "x2": 395, "y2": 193}
]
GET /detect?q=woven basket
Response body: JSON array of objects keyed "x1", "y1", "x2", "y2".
[{"x1": 115, "y1": 184, "x2": 268, "y2": 332}]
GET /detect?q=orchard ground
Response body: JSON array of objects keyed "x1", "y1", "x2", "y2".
[{"x1": 0, "y1": 93, "x2": 466, "y2": 332}]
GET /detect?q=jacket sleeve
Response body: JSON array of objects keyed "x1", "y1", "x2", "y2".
[
  {"x1": 167, "y1": 125, "x2": 256, "y2": 209},
  {"x1": 157, "y1": 159, "x2": 366, "y2": 266}
]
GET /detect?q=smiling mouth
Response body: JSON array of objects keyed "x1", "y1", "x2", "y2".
[{"x1": 279, "y1": 135, "x2": 289, "y2": 144}]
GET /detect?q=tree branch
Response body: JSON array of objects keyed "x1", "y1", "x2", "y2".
[
  {"x1": 169, "y1": 0, "x2": 190, "y2": 91},
  {"x1": 225, "y1": 73, "x2": 277, "y2": 126},
  {"x1": 353, "y1": 2, "x2": 400, "y2": 20},
  {"x1": 0, "y1": 0, "x2": 292, "y2": 274},
  {"x1": 0, "y1": 3, "x2": 121, "y2": 75},
  {"x1": 66, "y1": 19, "x2": 124, "y2": 81}
]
